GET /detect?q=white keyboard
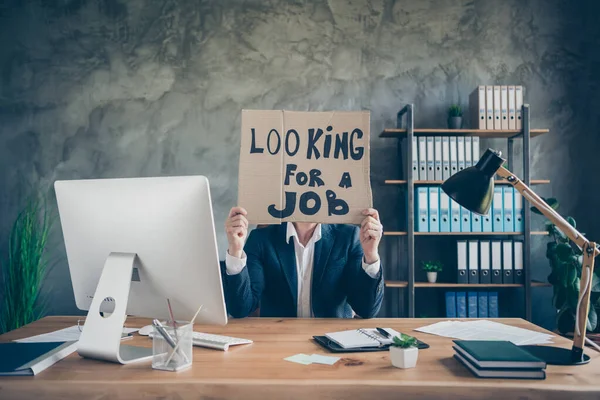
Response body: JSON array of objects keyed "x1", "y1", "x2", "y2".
[{"x1": 192, "y1": 332, "x2": 253, "y2": 351}]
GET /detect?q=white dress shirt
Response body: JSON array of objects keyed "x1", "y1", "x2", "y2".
[{"x1": 225, "y1": 223, "x2": 381, "y2": 317}]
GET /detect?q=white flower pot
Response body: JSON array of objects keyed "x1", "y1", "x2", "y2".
[
  {"x1": 390, "y1": 346, "x2": 419, "y2": 369},
  {"x1": 426, "y1": 272, "x2": 438, "y2": 283}
]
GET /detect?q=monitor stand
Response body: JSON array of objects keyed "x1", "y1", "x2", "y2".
[{"x1": 77, "y1": 252, "x2": 153, "y2": 364}]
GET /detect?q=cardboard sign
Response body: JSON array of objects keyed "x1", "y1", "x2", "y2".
[{"x1": 238, "y1": 110, "x2": 372, "y2": 224}]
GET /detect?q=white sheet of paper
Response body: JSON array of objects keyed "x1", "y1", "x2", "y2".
[
  {"x1": 15, "y1": 326, "x2": 140, "y2": 343},
  {"x1": 310, "y1": 354, "x2": 340, "y2": 365},
  {"x1": 414, "y1": 320, "x2": 553, "y2": 346},
  {"x1": 284, "y1": 354, "x2": 313, "y2": 365}
]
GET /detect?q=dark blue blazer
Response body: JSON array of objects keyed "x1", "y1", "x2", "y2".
[{"x1": 222, "y1": 223, "x2": 384, "y2": 318}]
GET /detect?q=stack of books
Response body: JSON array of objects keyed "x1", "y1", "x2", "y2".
[{"x1": 453, "y1": 340, "x2": 546, "y2": 379}]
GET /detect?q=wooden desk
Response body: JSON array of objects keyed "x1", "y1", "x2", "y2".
[{"x1": 1, "y1": 317, "x2": 599, "y2": 400}]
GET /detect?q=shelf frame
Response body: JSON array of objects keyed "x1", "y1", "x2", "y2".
[
  {"x1": 383, "y1": 231, "x2": 548, "y2": 236},
  {"x1": 384, "y1": 179, "x2": 550, "y2": 185},
  {"x1": 523, "y1": 104, "x2": 533, "y2": 320},
  {"x1": 379, "y1": 128, "x2": 549, "y2": 139},
  {"x1": 384, "y1": 281, "x2": 552, "y2": 288},
  {"x1": 382, "y1": 103, "x2": 544, "y2": 321},
  {"x1": 396, "y1": 104, "x2": 416, "y2": 317}
]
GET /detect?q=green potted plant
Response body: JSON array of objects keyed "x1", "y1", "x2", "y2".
[
  {"x1": 0, "y1": 197, "x2": 52, "y2": 334},
  {"x1": 422, "y1": 260, "x2": 443, "y2": 283},
  {"x1": 448, "y1": 104, "x2": 463, "y2": 129},
  {"x1": 533, "y1": 198, "x2": 600, "y2": 335},
  {"x1": 390, "y1": 334, "x2": 419, "y2": 368}
]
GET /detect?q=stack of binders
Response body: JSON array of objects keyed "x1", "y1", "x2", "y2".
[
  {"x1": 456, "y1": 240, "x2": 524, "y2": 284},
  {"x1": 415, "y1": 187, "x2": 523, "y2": 233},
  {"x1": 411, "y1": 136, "x2": 479, "y2": 181},
  {"x1": 469, "y1": 85, "x2": 524, "y2": 130},
  {"x1": 445, "y1": 291, "x2": 499, "y2": 318}
]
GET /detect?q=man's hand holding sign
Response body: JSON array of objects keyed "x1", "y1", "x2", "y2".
[
  {"x1": 225, "y1": 206, "x2": 248, "y2": 259},
  {"x1": 360, "y1": 208, "x2": 383, "y2": 264},
  {"x1": 222, "y1": 110, "x2": 384, "y2": 319},
  {"x1": 225, "y1": 206, "x2": 383, "y2": 265}
]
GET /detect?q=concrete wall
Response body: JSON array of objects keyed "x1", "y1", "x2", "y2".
[{"x1": 1, "y1": 0, "x2": 598, "y2": 328}]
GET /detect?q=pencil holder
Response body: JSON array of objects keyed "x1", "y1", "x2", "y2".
[{"x1": 152, "y1": 320, "x2": 193, "y2": 372}]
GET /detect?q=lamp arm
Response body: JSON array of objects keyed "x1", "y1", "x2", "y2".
[
  {"x1": 496, "y1": 167, "x2": 598, "y2": 256},
  {"x1": 497, "y1": 166, "x2": 597, "y2": 360}
]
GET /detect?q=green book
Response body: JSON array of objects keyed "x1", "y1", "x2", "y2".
[
  {"x1": 453, "y1": 340, "x2": 546, "y2": 369},
  {"x1": 454, "y1": 353, "x2": 546, "y2": 380},
  {"x1": 0, "y1": 341, "x2": 77, "y2": 376}
]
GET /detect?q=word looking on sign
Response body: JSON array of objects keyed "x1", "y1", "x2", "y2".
[{"x1": 248, "y1": 125, "x2": 365, "y2": 218}]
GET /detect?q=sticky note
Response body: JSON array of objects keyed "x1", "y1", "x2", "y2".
[
  {"x1": 310, "y1": 354, "x2": 340, "y2": 365},
  {"x1": 284, "y1": 354, "x2": 313, "y2": 365}
]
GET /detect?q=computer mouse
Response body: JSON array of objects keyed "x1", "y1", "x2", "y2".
[{"x1": 138, "y1": 325, "x2": 154, "y2": 336}]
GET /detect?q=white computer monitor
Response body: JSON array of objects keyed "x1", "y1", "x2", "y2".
[{"x1": 55, "y1": 175, "x2": 227, "y2": 364}]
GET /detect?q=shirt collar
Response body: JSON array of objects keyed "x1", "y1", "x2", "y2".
[{"x1": 286, "y1": 222, "x2": 322, "y2": 245}]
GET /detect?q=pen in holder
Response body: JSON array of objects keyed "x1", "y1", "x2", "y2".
[{"x1": 152, "y1": 319, "x2": 192, "y2": 372}]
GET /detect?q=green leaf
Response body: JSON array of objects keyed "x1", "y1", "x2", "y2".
[
  {"x1": 573, "y1": 277, "x2": 581, "y2": 293},
  {"x1": 448, "y1": 104, "x2": 463, "y2": 117},
  {"x1": 0, "y1": 196, "x2": 52, "y2": 334},
  {"x1": 421, "y1": 260, "x2": 443, "y2": 272},
  {"x1": 555, "y1": 243, "x2": 574, "y2": 261},
  {"x1": 591, "y1": 274, "x2": 600, "y2": 292},
  {"x1": 531, "y1": 197, "x2": 559, "y2": 215},
  {"x1": 588, "y1": 307, "x2": 598, "y2": 332},
  {"x1": 546, "y1": 198, "x2": 559, "y2": 210},
  {"x1": 554, "y1": 227, "x2": 568, "y2": 242},
  {"x1": 567, "y1": 288, "x2": 580, "y2": 309},
  {"x1": 548, "y1": 271, "x2": 557, "y2": 286},
  {"x1": 567, "y1": 266, "x2": 578, "y2": 287},
  {"x1": 553, "y1": 288, "x2": 567, "y2": 309},
  {"x1": 392, "y1": 334, "x2": 418, "y2": 348},
  {"x1": 556, "y1": 306, "x2": 575, "y2": 334},
  {"x1": 546, "y1": 242, "x2": 557, "y2": 259},
  {"x1": 566, "y1": 216, "x2": 576, "y2": 228}
]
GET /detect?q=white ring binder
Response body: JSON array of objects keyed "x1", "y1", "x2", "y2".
[{"x1": 357, "y1": 329, "x2": 384, "y2": 345}]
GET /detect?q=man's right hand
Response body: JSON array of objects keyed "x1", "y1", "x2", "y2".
[{"x1": 225, "y1": 207, "x2": 248, "y2": 259}]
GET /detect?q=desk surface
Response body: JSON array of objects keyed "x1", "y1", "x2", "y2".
[{"x1": 1, "y1": 317, "x2": 599, "y2": 400}]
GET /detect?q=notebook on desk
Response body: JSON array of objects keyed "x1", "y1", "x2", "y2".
[
  {"x1": 326, "y1": 328, "x2": 398, "y2": 348},
  {"x1": 313, "y1": 327, "x2": 429, "y2": 353}
]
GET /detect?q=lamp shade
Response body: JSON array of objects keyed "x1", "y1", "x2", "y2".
[{"x1": 441, "y1": 148, "x2": 506, "y2": 216}]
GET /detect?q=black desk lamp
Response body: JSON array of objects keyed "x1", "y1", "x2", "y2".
[{"x1": 442, "y1": 148, "x2": 599, "y2": 365}]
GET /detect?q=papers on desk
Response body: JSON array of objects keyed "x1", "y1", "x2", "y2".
[
  {"x1": 415, "y1": 320, "x2": 554, "y2": 346},
  {"x1": 15, "y1": 326, "x2": 139, "y2": 343},
  {"x1": 284, "y1": 353, "x2": 341, "y2": 365}
]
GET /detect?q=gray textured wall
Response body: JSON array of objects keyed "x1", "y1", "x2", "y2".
[{"x1": 1, "y1": 0, "x2": 598, "y2": 328}]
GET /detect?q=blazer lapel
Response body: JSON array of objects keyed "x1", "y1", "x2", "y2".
[
  {"x1": 313, "y1": 224, "x2": 334, "y2": 292},
  {"x1": 274, "y1": 223, "x2": 298, "y2": 308}
]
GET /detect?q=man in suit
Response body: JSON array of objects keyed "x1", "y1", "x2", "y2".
[{"x1": 222, "y1": 206, "x2": 384, "y2": 318}]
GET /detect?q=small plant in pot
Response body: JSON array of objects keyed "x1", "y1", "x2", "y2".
[
  {"x1": 448, "y1": 104, "x2": 463, "y2": 129},
  {"x1": 422, "y1": 260, "x2": 443, "y2": 283},
  {"x1": 390, "y1": 334, "x2": 419, "y2": 369}
]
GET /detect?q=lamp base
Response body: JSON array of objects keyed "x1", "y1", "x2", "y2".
[{"x1": 520, "y1": 345, "x2": 590, "y2": 366}]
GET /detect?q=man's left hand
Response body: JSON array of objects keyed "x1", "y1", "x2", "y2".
[{"x1": 360, "y1": 208, "x2": 383, "y2": 264}]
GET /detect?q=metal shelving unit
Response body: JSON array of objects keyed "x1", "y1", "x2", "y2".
[{"x1": 381, "y1": 104, "x2": 549, "y2": 320}]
